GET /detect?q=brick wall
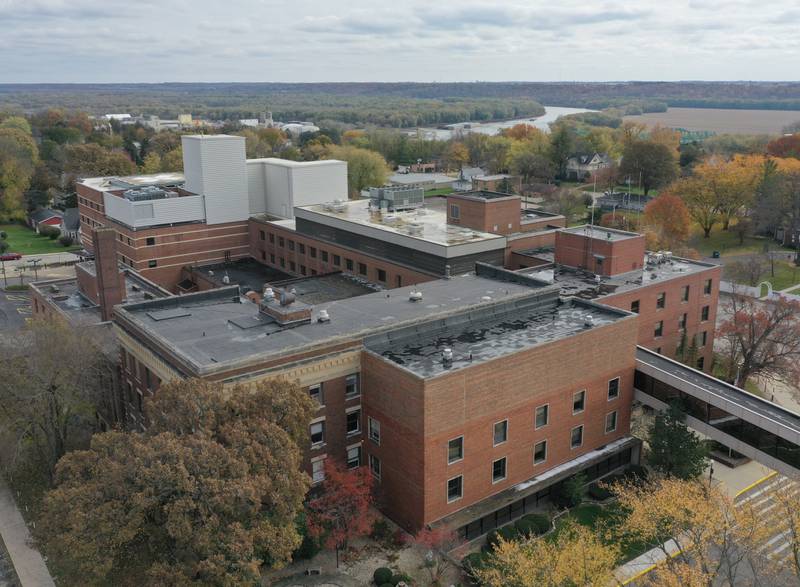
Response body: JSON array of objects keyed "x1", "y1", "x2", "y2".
[
  {"x1": 446, "y1": 195, "x2": 521, "y2": 235},
  {"x1": 555, "y1": 230, "x2": 646, "y2": 277}
]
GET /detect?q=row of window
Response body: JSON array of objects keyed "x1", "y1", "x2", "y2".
[
  {"x1": 445, "y1": 412, "x2": 619, "y2": 503},
  {"x1": 311, "y1": 444, "x2": 365, "y2": 483},
  {"x1": 117, "y1": 233, "x2": 157, "y2": 247},
  {"x1": 630, "y1": 282, "x2": 713, "y2": 315},
  {"x1": 308, "y1": 374, "x2": 360, "y2": 407},
  {"x1": 310, "y1": 407, "x2": 363, "y2": 447},
  {"x1": 78, "y1": 196, "x2": 103, "y2": 212}
]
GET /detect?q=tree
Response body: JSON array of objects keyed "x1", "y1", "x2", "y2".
[
  {"x1": 140, "y1": 151, "x2": 162, "y2": 173},
  {"x1": 306, "y1": 461, "x2": 375, "y2": 567},
  {"x1": 767, "y1": 133, "x2": 800, "y2": 159},
  {"x1": 674, "y1": 176, "x2": 719, "y2": 238},
  {"x1": 475, "y1": 519, "x2": 619, "y2": 587},
  {"x1": 0, "y1": 125, "x2": 39, "y2": 220},
  {"x1": 161, "y1": 147, "x2": 184, "y2": 172},
  {"x1": 692, "y1": 156, "x2": 761, "y2": 230},
  {"x1": 38, "y1": 378, "x2": 315, "y2": 585},
  {"x1": 769, "y1": 477, "x2": 800, "y2": 581},
  {"x1": 542, "y1": 187, "x2": 590, "y2": 223},
  {"x1": 643, "y1": 193, "x2": 691, "y2": 250},
  {"x1": 508, "y1": 145, "x2": 555, "y2": 184},
  {"x1": 64, "y1": 143, "x2": 136, "y2": 177},
  {"x1": 725, "y1": 256, "x2": 767, "y2": 287},
  {"x1": 445, "y1": 142, "x2": 469, "y2": 171},
  {"x1": 327, "y1": 145, "x2": 389, "y2": 197},
  {"x1": 0, "y1": 319, "x2": 116, "y2": 482},
  {"x1": 718, "y1": 292, "x2": 800, "y2": 389},
  {"x1": 612, "y1": 477, "x2": 773, "y2": 587},
  {"x1": 414, "y1": 527, "x2": 461, "y2": 585},
  {"x1": 548, "y1": 123, "x2": 574, "y2": 179},
  {"x1": 619, "y1": 139, "x2": 679, "y2": 196},
  {"x1": 647, "y1": 403, "x2": 709, "y2": 480}
]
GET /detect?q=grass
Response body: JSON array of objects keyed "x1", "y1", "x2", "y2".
[
  {"x1": 688, "y1": 228, "x2": 776, "y2": 258},
  {"x1": 424, "y1": 187, "x2": 454, "y2": 197},
  {"x1": 1, "y1": 223, "x2": 80, "y2": 255},
  {"x1": 762, "y1": 260, "x2": 800, "y2": 291}
]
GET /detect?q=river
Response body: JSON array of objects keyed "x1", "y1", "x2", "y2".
[{"x1": 409, "y1": 105, "x2": 596, "y2": 140}]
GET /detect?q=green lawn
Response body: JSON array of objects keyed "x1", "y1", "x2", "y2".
[
  {"x1": 763, "y1": 260, "x2": 800, "y2": 291},
  {"x1": 688, "y1": 225, "x2": 791, "y2": 258},
  {"x1": 0, "y1": 223, "x2": 80, "y2": 255},
  {"x1": 424, "y1": 187, "x2": 454, "y2": 197}
]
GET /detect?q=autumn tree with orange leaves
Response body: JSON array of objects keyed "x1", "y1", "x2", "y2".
[
  {"x1": 643, "y1": 193, "x2": 691, "y2": 250},
  {"x1": 306, "y1": 460, "x2": 375, "y2": 567}
]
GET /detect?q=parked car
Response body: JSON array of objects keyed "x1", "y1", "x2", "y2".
[{"x1": 0, "y1": 253, "x2": 22, "y2": 261}]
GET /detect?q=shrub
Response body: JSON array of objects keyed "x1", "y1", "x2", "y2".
[
  {"x1": 588, "y1": 482, "x2": 614, "y2": 501},
  {"x1": 486, "y1": 524, "x2": 518, "y2": 549},
  {"x1": 374, "y1": 567, "x2": 393, "y2": 585},
  {"x1": 462, "y1": 551, "x2": 487, "y2": 581},
  {"x1": 625, "y1": 465, "x2": 649, "y2": 484},
  {"x1": 554, "y1": 473, "x2": 588, "y2": 509},
  {"x1": 0, "y1": 230, "x2": 6, "y2": 239},
  {"x1": 515, "y1": 513, "x2": 550, "y2": 536},
  {"x1": 371, "y1": 518, "x2": 391, "y2": 541},
  {"x1": 59, "y1": 234, "x2": 74, "y2": 247},
  {"x1": 391, "y1": 571, "x2": 413, "y2": 585}
]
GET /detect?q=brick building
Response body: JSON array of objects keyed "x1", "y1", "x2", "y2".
[{"x1": 112, "y1": 267, "x2": 641, "y2": 535}]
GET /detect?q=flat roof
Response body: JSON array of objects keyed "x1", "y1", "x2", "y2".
[
  {"x1": 561, "y1": 225, "x2": 641, "y2": 242},
  {"x1": 115, "y1": 274, "x2": 544, "y2": 376},
  {"x1": 247, "y1": 157, "x2": 345, "y2": 168},
  {"x1": 294, "y1": 200, "x2": 505, "y2": 249},
  {"x1": 80, "y1": 172, "x2": 185, "y2": 191},
  {"x1": 519, "y1": 255, "x2": 718, "y2": 300},
  {"x1": 366, "y1": 297, "x2": 627, "y2": 379},
  {"x1": 449, "y1": 190, "x2": 518, "y2": 202}
]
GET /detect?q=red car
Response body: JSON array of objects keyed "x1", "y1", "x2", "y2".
[{"x1": 0, "y1": 253, "x2": 22, "y2": 261}]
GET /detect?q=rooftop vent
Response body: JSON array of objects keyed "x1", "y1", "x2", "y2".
[
  {"x1": 584, "y1": 314, "x2": 595, "y2": 327},
  {"x1": 442, "y1": 348, "x2": 453, "y2": 368},
  {"x1": 259, "y1": 288, "x2": 312, "y2": 326},
  {"x1": 480, "y1": 295, "x2": 492, "y2": 302},
  {"x1": 317, "y1": 309, "x2": 330, "y2": 323},
  {"x1": 409, "y1": 290, "x2": 423, "y2": 302},
  {"x1": 49, "y1": 284, "x2": 60, "y2": 293},
  {"x1": 263, "y1": 286, "x2": 274, "y2": 299}
]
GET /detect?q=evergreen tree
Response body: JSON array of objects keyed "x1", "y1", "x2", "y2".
[{"x1": 647, "y1": 402, "x2": 709, "y2": 480}]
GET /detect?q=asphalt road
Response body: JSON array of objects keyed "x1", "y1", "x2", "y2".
[{"x1": 0, "y1": 291, "x2": 30, "y2": 331}]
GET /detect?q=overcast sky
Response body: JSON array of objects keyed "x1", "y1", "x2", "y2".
[{"x1": 1, "y1": 0, "x2": 798, "y2": 83}]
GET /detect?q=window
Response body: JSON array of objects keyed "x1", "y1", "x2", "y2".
[
  {"x1": 704, "y1": 279, "x2": 712, "y2": 295},
  {"x1": 278, "y1": 236, "x2": 284, "y2": 247},
  {"x1": 605, "y1": 411, "x2": 618, "y2": 434},
  {"x1": 377, "y1": 268, "x2": 387, "y2": 282},
  {"x1": 396, "y1": 275, "x2": 402, "y2": 287},
  {"x1": 533, "y1": 440, "x2": 547, "y2": 465},
  {"x1": 311, "y1": 458, "x2": 325, "y2": 484},
  {"x1": 630, "y1": 300, "x2": 640, "y2": 313},
  {"x1": 679, "y1": 313, "x2": 687, "y2": 330},
  {"x1": 144, "y1": 367, "x2": 152, "y2": 391},
  {"x1": 269, "y1": 233, "x2": 275, "y2": 244},
  {"x1": 299, "y1": 243, "x2": 305, "y2": 254},
  {"x1": 450, "y1": 204, "x2": 460, "y2": 219},
  {"x1": 535, "y1": 404, "x2": 549, "y2": 429},
  {"x1": 447, "y1": 475, "x2": 463, "y2": 502},
  {"x1": 697, "y1": 356, "x2": 705, "y2": 370},
  {"x1": 682, "y1": 285, "x2": 690, "y2": 302},
  {"x1": 146, "y1": 236, "x2": 156, "y2": 246},
  {"x1": 368, "y1": 417, "x2": 381, "y2": 444},
  {"x1": 346, "y1": 445, "x2": 361, "y2": 469},
  {"x1": 369, "y1": 454, "x2": 381, "y2": 480},
  {"x1": 259, "y1": 230, "x2": 265, "y2": 241},
  {"x1": 279, "y1": 257, "x2": 285, "y2": 268},
  {"x1": 608, "y1": 377, "x2": 620, "y2": 400},
  {"x1": 310, "y1": 421, "x2": 325, "y2": 446},
  {"x1": 148, "y1": 259, "x2": 157, "y2": 268},
  {"x1": 345, "y1": 374, "x2": 360, "y2": 399},
  {"x1": 698, "y1": 331, "x2": 708, "y2": 347},
  {"x1": 492, "y1": 457, "x2": 507, "y2": 483},
  {"x1": 701, "y1": 305, "x2": 710, "y2": 322},
  {"x1": 300, "y1": 265, "x2": 307, "y2": 275},
  {"x1": 656, "y1": 292, "x2": 666, "y2": 309},
  {"x1": 288, "y1": 240, "x2": 295, "y2": 251},
  {"x1": 136, "y1": 390, "x2": 143, "y2": 413},
  {"x1": 358, "y1": 262, "x2": 367, "y2": 276},
  {"x1": 448, "y1": 436, "x2": 463, "y2": 464},
  {"x1": 309, "y1": 384, "x2": 323, "y2": 405},
  {"x1": 289, "y1": 261, "x2": 296, "y2": 272},
  {"x1": 260, "y1": 250, "x2": 266, "y2": 260},
  {"x1": 321, "y1": 250, "x2": 329, "y2": 263},
  {"x1": 571, "y1": 425, "x2": 583, "y2": 449},
  {"x1": 310, "y1": 247, "x2": 317, "y2": 258},
  {"x1": 572, "y1": 390, "x2": 586, "y2": 414},
  {"x1": 346, "y1": 258, "x2": 354, "y2": 271},
  {"x1": 493, "y1": 420, "x2": 508, "y2": 445},
  {"x1": 346, "y1": 409, "x2": 361, "y2": 435},
  {"x1": 333, "y1": 254, "x2": 341, "y2": 266},
  {"x1": 270, "y1": 253, "x2": 275, "y2": 264},
  {"x1": 654, "y1": 320, "x2": 664, "y2": 337}
]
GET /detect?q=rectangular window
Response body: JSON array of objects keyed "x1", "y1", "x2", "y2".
[
  {"x1": 269, "y1": 233, "x2": 275, "y2": 244},
  {"x1": 260, "y1": 250, "x2": 266, "y2": 261},
  {"x1": 701, "y1": 305, "x2": 710, "y2": 321},
  {"x1": 146, "y1": 236, "x2": 156, "y2": 246},
  {"x1": 148, "y1": 260, "x2": 157, "y2": 268},
  {"x1": 369, "y1": 454, "x2": 381, "y2": 480},
  {"x1": 299, "y1": 243, "x2": 305, "y2": 254},
  {"x1": 300, "y1": 265, "x2": 307, "y2": 276},
  {"x1": 270, "y1": 253, "x2": 275, "y2": 264},
  {"x1": 699, "y1": 331, "x2": 708, "y2": 347},
  {"x1": 310, "y1": 421, "x2": 325, "y2": 446},
  {"x1": 136, "y1": 390, "x2": 143, "y2": 413},
  {"x1": 310, "y1": 247, "x2": 317, "y2": 258},
  {"x1": 259, "y1": 230, "x2": 265, "y2": 241},
  {"x1": 450, "y1": 204, "x2": 460, "y2": 219},
  {"x1": 605, "y1": 411, "x2": 618, "y2": 433},
  {"x1": 535, "y1": 404, "x2": 549, "y2": 429},
  {"x1": 704, "y1": 279, "x2": 712, "y2": 295},
  {"x1": 573, "y1": 390, "x2": 586, "y2": 414},
  {"x1": 345, "y1": 374, "x2": 360, "y2": 399},
  {"x1": 447, "y1": 475, "x2": 463, "y2": 502},
  {"x1": 571, "y1": 425, "x2": 583, "y2": 449},
  {"x1": 279, "y1": 257, "x2": 285, "y2": 268},
  {"x1": 654, "y1": 321, "x2": 664, "y2": 337},
  {"x1": 656, "y1": 292, "x2": 666, "y2": 309},
  {"x1": 492, "y1": 457, "x2": 507, "y2": 483},
  {"x1": 289, "y1": 261, "x2": 296, "y2": 272},
  {"x1": 608, "y1": 377, "x2": 620, "y2": 400},
  {"x1": 312, "y1": 458, "x2": 325, "y2": 484},
  {"x1": 396, "y1": 275, "x2": 402, "y2": 287},
  {"x1": 278, "y1": 236, "x2": 284, "y2": 247},
  {"x1": 368, "y1": 417, "x2": 381, "y2": 445},
  {"x1": 533, "y1": 440, "x2": 547, "y2": 465},
  {"x1": 682, "y1": 285, "x2": 690, "y2": 302},
  {"x1": 346, "y1": 409, "x2": 361, "y2": 435},
  {"x1": 309, "y1": 384, "x2": 323, "y2": 405},
  {"x1": 288, "y1": 240, "x2": 295, "y2": 251},
  {"x1": 630, "y1": 300, "x2": 640, "y2": 313},
  {"x1": 493, "y1": 420, "x2": 508, "y2": 445},
  {"x1": 346, "y1": 445, "x2": 361, "y2": 469},
  {"x1": 679, "y1": 313, "x2": 687, "y2": 330},
  {"x1": 321, "y1": 250, "x2": 329, "y2": 263},
  {"x1": 358, "y1": 262, "x2": 367, "y2": 276},
  {"x1": 377, "y1": 268, "x2": 387, "y2": 282},
  {"x1": 346, "y1": 258, "x2": 354, "y2": 271},
  {"x1": 697, "y1": 356, "x2": 705, "y2": 370},
  {"x1": 333, "y1": 254, "x2": 341, "y2": 266},
  {"x1": 448, "y1": 436, "x2": 463, "y2": 464}
]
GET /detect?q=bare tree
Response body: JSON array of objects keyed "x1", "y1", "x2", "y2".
[{"x1": 725, "y1": 257, "x2": 767, "y2": 287}]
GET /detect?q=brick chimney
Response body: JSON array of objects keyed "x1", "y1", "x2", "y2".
[{"x1": 93, "y1": 228, "x2": 125, "y2": 321}]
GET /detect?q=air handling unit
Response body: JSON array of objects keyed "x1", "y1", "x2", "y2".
[{"x1": 369, "y1": 186, "x2": 425, "y2": 212}]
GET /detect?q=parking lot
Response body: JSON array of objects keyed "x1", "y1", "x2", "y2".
[{"x1": 0, "y1": 292, "x2": 30, "y2": 331}]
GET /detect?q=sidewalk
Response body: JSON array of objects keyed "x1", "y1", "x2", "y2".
[{"x1": 0, "y1": 479, "x2": 55, "y2": 587}]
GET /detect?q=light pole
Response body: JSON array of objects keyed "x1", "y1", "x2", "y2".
[
  {"x1": 29, "y1": 258, "x2": 42, "y2": 281},
  {"x1": 0, "y1": 260, "x2": 6, "y2": 288}
]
